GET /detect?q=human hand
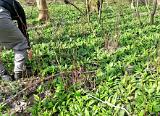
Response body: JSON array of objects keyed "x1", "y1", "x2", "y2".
[{"x1": 27, "y1": 49, "x2": 32, "y2": 60}]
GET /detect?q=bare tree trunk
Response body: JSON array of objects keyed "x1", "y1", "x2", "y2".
[
  {"x1": 158, "y1": 0, "x2": 160, "y2": 5},
  {"x1": 136, "y1": 0, "x2": 142, "y2": 25},
  {"x1": 144, "y1": 0, "x2": 150, "y2": 10},
  {"x1": 86, "y1": 0, "x2": 90, "y2": 22},
  {"x1": 36, "y1": 0, "x2": 49, "y2": 21},
  {"x1": 129, "y1": 0, "x2": 146, "y2": 5},
  {"x1": 150, "y1": 0, "x2": 157, "y2": 24},
  {"x1": 131, "y1": 0, "x2": 142, "y2": 25},
  {"x1": 98, "y1": 0, "x2": 103, "y2": 23}
]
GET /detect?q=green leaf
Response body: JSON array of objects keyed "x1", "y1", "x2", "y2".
[
  {"x1": 34, "y1": 94, "x2": 40, "y2": 101},
  {"x1": 85, "y1": 108, "x2": 90, "y2": 116}
]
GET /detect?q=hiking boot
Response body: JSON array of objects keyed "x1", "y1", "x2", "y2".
[
  {"x1": 14, "y1": 71, "x2": 23, "y2": 80},
  {"x1": 0, "y1": 70, "x2": 12, "y2": 81},
  {"x1": 1, "y1": 75, "x2": 12, "y2": 81}
]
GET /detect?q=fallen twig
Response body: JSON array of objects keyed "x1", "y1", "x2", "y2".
[
  {"x1": 1, "y1": 74, "x2": 59, "y2": 107},
  {"x1": 1, "y1": 70, "x2": 97, "y2": 108},
  {"x1": 88, "y1": 94, "x2": 130, "y2": 116},
  {"x1": 27, "y1": 23, "x2": 50, "y2": 31}
]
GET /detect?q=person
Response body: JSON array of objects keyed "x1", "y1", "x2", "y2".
[{"x1": 0, "y1": 0, "x2": 31, "y2": 81}]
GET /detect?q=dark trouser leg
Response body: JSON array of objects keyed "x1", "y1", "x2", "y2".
[
  {"x1": 0, "y1": 61, "x2": 12, "y2": 81},
  {"x1": 0, "y1": 62, "x2": 6, "y2": 76},
  {"x1": 0, "y1": 18, "x2": 29, "y2": 80}
]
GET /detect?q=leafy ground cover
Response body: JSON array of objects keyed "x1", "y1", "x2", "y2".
[{"x1": 0, "y1": 2, "x2": 160, "y2": 116}]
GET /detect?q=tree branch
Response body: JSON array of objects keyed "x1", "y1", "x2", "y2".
[{"x1": 64, "y1": 0, "x2": 85, "y2": 15}]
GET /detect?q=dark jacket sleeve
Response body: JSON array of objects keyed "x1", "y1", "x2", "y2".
[
  {"x1": 14, "y1": 1, "x2": 30, "y2": 48},
  {"x1": 0, "y1": 0, "x2": 30, "y2": 48}
]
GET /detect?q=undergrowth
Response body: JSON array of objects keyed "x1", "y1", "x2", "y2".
[{"x1": 0, "y1": 2, "x2": 160, "y2": 116}]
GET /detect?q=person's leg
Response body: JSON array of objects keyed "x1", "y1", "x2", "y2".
[
  {"x1": 14, "y1": 49, "x2": 27, "y2": 80},
  {"x1": 0, "y1": 62, "x2": 5, "y2": 74},
  {"x1": 0, "y1": 61, "x2": 12, "y2": 81},
  {"x1": 0, "y1": 18, "x2": 29, "y2": 80},
  {"x1": 13, "y1": 35, "x2": 29, "y2": 80},
  {"x1": 0, "y1": 48, "x2": 5, "y2": 77},
  {"x1": 0, "y1": 47, "x2": 12, "y2": 81}
]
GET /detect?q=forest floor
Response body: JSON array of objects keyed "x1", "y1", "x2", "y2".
[{"x1": 0, "y1": 2, "x2": 160, "y2": 116}]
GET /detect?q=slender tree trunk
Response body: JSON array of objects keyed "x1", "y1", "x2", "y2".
[
  {"x1": 150, "y1": 0, "x2": 157, "y2": 24},
  {"x1": 131, "y1": 0, "x2": 142, "y2": 25},
  {"x1": 86, "y1": 0, "x2": 90, "y2": 22},
  {"x1": 158, "y1": 0, "x2": 160, "y2": 5},
  {"x1": 144, "y1": 0, "x2": 150, "y2": 13},
  {"x1": 136, "y1": 0, "x2": 142, "y2": 25},
  {"x1": 98, "y1": 0, "x2": 103, "y2": 23},
  {"x1": 36, "y1": 0, "x2": 49, "y2": 21}
]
